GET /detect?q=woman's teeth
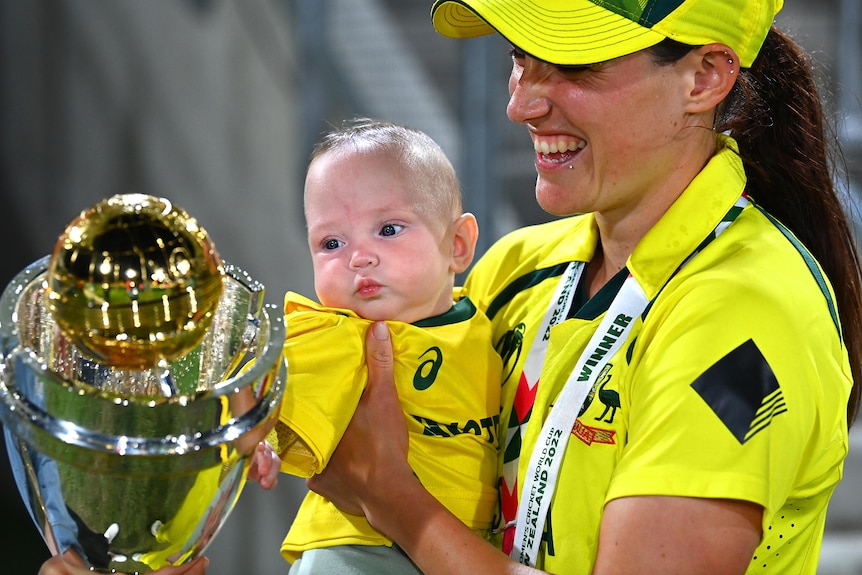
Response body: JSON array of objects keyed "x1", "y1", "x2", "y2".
[{"x1": 534, "y1": 139, "x2": 586, "y2": 154}]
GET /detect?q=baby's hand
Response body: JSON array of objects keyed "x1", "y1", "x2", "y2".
[{"x1": 247, "y1": 440, "x2": 280, "y2": 489}]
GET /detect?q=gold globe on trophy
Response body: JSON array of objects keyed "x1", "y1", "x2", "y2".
[
  {"x1": 0, "y1": 193, "x2": 287, "y2": 573},
  {"x1": 46, "y1": 193, "x2": 225, "y2": 373}
]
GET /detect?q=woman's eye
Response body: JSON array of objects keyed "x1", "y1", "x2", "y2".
[
  {"x1": 508, "y1": 46, "x2": 526, "y2": 61},
  {"x1": 323, "y1": 238, "x2": 342, "y2": 250},
  {"x1": 556, "y1": 64, "x2": 592, "y2": 75},
  {"x1": 380, "y1": 223, "x2": 403, "y2": 237}
]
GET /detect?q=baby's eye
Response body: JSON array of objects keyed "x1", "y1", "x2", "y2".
[
  {"x1": 380, "y1": 223, "x2": 403, "y2": 237},
  {"x1": 323, "y1": 238, "x2": 343, "y2": 250}
]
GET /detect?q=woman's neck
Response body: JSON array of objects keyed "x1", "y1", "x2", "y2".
[
  {"x1": 585, "y1": 247, "x2": 623, "y2": 298},
  {"x1": 585, "y1": 131, "x2": 718, "y2": 298}
]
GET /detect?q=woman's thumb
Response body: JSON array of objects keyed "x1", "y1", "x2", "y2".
[{"x1": 366, "y1": 321, "x2": 393, "y2": 379}]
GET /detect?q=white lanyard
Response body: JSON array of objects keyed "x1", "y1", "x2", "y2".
[
  {"x1": 498, "y1": 261, "x2": 583, "y2": 556},
  {"x1": 512, "y1": 273, "x2": 647, "y2": 566},
  {"x1": 511, "y1": 196, "x2": 749, "y2": 566},
  {"x1": 522, "y1": 261, "x2": 584, "y2": 386}
]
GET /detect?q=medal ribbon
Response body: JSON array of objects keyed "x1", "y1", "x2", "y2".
[
  {"x1": 499, "y1": 261, "x2": 583, "y2": 553},
  {"x1": 512, "y1": 274, "x2": 646, "y2": 566}
]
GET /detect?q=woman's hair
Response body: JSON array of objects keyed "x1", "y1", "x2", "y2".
[{"x1": 650, "y1": 30, "x2": 862, "y2": 426}]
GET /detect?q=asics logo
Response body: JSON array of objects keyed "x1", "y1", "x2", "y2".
[{"x1": 413, "y1": 346, "x2": 443, "y2": 390}]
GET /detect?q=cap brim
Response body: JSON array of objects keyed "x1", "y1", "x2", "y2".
[{"x1": 432, "y1": 0, "x2": 667, "y2": 66}]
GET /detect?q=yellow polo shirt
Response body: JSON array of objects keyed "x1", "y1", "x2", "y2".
[{"x1": 466, "y1": 135, "x2": 851, "y2": 574}]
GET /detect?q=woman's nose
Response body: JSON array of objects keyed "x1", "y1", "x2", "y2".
[{"x1": 507, "y1": 59, "x2": 553, "y2": 125}]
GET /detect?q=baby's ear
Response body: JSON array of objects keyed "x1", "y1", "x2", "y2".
[{"x1": 450, "y1": 213, "x2": 479, "y2": 274}]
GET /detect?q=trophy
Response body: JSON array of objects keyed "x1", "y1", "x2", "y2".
[{"x1": 0, "y1": 194, "x2": 286, "y2": 573}]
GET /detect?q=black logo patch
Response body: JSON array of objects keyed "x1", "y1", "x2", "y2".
[{"x1": 691, "y1": 339, "x2": 786, "y2": 443}]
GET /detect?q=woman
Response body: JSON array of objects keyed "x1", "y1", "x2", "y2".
[{"x1": 309, "y1": 0, "x2": 862, "y2": 574}]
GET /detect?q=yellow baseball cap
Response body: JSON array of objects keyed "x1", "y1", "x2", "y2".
[{"x1": 431, "y1": 0, "x2": 783, "y2": 68}]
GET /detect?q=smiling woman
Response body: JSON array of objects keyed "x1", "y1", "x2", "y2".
[{"x1": 304, "y1": 2, "x2": 862, "y2": 575}]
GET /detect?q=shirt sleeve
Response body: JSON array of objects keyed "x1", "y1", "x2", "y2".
[
  {"x1": 278, "y1": 306, "x2": 367, "y2": 477},
  {"x1": 608, "y1": 272, "x2": 849, "y2": 521}
]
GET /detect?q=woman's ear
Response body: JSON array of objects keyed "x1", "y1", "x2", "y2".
[
  {"x1": 684, "y1": 43, "x2": 739, "y2": 113},
  {"x1": 450, "y1": 212, "x2": 479, "y2": 274}
]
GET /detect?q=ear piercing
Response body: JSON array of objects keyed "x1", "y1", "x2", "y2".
[{"x1": 724, "y1": 51, "x2": 735, "y2": 73}]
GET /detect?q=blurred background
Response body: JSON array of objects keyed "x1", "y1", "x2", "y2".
[{"x1": 0, "y1": 1, "x2": 860, "y2": 573}]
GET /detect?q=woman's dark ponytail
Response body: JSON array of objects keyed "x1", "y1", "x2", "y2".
[{"x1": 716, "y1": 27, "x2": 862, "y2": 426}]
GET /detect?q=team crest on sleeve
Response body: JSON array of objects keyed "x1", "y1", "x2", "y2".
[{"x1": 691, "y1": 339, "x2": 787, "y2": 443}]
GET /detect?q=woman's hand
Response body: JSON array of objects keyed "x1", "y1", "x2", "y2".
[
  {"x1": 306, "y1": 321, "x2": 412, "y2": 523},
  {"x1": 38, "y1": 554, "x2": 209, "y2": 575}
]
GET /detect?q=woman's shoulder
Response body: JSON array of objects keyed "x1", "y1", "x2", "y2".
[
  {"x1": 480, "y1": 215, "x2": 593, "y2": 269},
  {"x1": 465, "y1": 216, "x2": 593, "y2": 314}
]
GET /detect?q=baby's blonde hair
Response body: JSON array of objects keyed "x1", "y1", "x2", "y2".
[{"x1": 308, "y1": 118, "x2": 463, "y2": 227}]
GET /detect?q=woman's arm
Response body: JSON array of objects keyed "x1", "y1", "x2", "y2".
[{"x1": 594, "y1": 496, "x2": 762, "y2": 575}]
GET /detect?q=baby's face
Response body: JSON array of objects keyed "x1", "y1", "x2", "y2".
[{"x1": 304, "y1": 150, "x2": 456, "y2": 323}]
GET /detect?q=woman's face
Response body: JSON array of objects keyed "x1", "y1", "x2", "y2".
[{"x1": 506, "y1": 47, "x2": 704, "y2": 220}]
